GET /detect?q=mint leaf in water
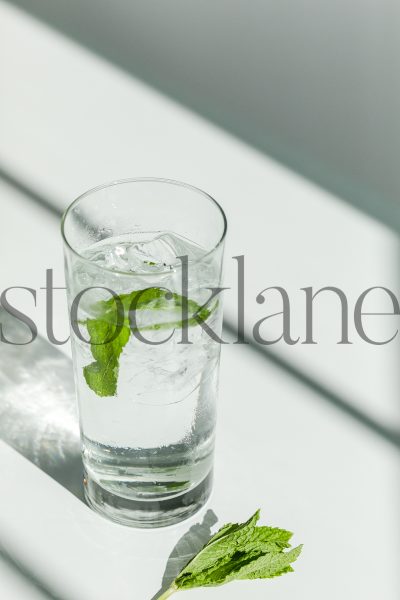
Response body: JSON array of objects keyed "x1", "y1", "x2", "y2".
[
  {"x1": 83, "y1": 319, "x2": 130, "y2": 397},
  {"x1": 82, "y1": 287, "x2": 215, "y2": 397},
  {"x1": 158, "y1": 510, "x2": 302, "y2": 599}
]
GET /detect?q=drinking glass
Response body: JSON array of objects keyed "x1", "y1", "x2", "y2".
[{"x1": 61, "y1": 178, "x2": 226, "y2": 527}]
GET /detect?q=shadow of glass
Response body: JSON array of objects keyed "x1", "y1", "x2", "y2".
[
  {"x1": 151, "y1": 509, "x2": 218, "y2": 600},
  {"x1": 0, "y1": 308, "x2": 84, "y2": 501}
]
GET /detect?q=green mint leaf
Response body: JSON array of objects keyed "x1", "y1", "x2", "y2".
[
  {"x1": 232, "y1": 543, "x2": 303, "y2": 581},
  {"x1": 82, "y1": 287, "x2": 216, "y2": 397},
  {"x1": 83, "y1": 319, "x2": 130, "y2": 397},
  {"x1": 176, "y1": 510, "x2": 261, "y2": 581},
  {"x1": 158, "y1": 509, "x2": 302, "y2": 598}
]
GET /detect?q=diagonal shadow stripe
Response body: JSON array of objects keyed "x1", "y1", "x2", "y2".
[
  {"x1": 0, "y1": 166, "x2": 62, "y2": 218},
  {"x1": 0, "y1": 544, "x2": 68, "y2": 600},
  {"x1": 5, "y1": 0, "x2": 400, "y2": 235},
  {"x1": 1, "y1": 164, "x2": 399, "y2": 456},
  {"x1": 223, "y1": 323, "x2": 400, "y2": 450}
]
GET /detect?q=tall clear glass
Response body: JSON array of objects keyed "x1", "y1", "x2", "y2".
[{"x1": 61, "y1": 178, "x2": 226, "y2": 527}]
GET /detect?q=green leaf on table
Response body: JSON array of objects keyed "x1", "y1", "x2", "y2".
[{"x1": 158, "y1": 509, "x2": 302, "y2": 599}]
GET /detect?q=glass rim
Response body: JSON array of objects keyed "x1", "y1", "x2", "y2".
[{"x1": 61, "y1": 177, "x2": 227, "y2": 277}]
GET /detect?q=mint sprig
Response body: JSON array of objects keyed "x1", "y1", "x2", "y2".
[
  {"x1": 158, "y1": 509, "x2": 302, "y2": 598},
  {"x1": 81, "y1": 287, "x2": 214, "y2": 397}
]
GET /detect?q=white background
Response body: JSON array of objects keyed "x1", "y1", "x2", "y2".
[{"x1": 0, "y1": 3, "x2": 399, "y2": 599}]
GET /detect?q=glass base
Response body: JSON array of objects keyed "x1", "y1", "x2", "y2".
[{"x1": 83, "y1": 469, "x2": 213, "y2": 528}]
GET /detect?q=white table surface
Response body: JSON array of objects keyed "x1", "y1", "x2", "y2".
[{"x1": 0, "y1": 3, "x2": 399, "y2": 599}]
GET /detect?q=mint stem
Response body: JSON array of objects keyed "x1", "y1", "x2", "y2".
[{"x1": 157, "y1": 585, "x2": 177, "y2": 600}]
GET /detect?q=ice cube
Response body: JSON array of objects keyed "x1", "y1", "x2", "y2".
[
  {"x1": 104, "y1": 244, "x2": 130, "y2": 270},
  {"x1": 124, "y1": 232, "x2": 207, "y2": 273}
]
